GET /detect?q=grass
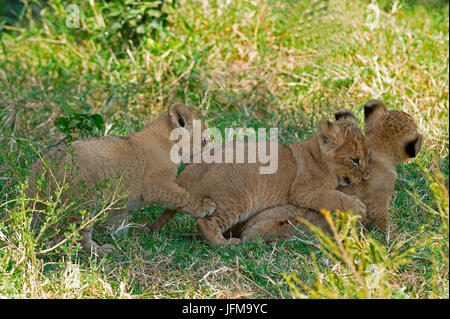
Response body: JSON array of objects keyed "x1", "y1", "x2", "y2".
[{"x1": 0, "y1": 0, "x2": 448, "y2": 298}]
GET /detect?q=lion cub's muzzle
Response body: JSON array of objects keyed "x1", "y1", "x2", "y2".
[
  {"x1": 362, "y1": 170, "x2": 370, "y2": 181},
  {"x1": 339, "y1": 176, "x2": 353, "y2": 186},
  {"x1": 339, "y1": 169, "x2": 369, "y2": 186}
]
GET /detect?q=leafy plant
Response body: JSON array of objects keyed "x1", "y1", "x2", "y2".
[
  {"x1": 99, "y1": 0, "x2": 170, "y2": 46},
  {"x1": 54, "y1": 103, "x2": 104, "y2": 140},
  {"x1": 0, "y1": 167, "x2": 130, "y2": 297}
]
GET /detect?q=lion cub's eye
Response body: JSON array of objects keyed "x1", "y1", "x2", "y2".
[{"x1": 351, "y1": 157, "x2": 360, "y2": 165}]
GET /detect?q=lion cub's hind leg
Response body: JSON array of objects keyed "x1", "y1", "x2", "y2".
[
  {"x1": 80, "y1": 227, "x2": 114, "y2": 254},
  {"x1": 240, "y1": 205, "x2": 329, "y2": 243},
  {"x1": 149, "y1": 208, "x2": 178, "y2": 232},
  {"x1": 196, "y1": 216, "x2": 240, "y2": 246},
  {"x1": 196, "y1": 215, "x2": 230, "y2": 246},
  {"x1": 104, "y1": 208, "x2": 130, "y2": 236},
  {"x1": 196, "y1": 200, "x2": 248, "y2": 246},
  {"x1": 81, "y1": 204, "x2": 134, "y2": 253},
  {"x1": 240, "y1": 206, "x2": 301, "y2": 243}
]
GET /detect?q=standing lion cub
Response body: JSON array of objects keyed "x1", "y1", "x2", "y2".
[
  {"x1": 231, "y1": 100, "x2": 423, "y2": 243},
  {"x1": 28, "y1": 103, "x2": 215, "y2": 253},
  {"x1": 151, "y1": 109, "x2": 370, "y2": 246}
]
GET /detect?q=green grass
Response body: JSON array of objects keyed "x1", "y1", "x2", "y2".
[{"x1": 0, "y1": 0, "x2": 448, "y2": 298}]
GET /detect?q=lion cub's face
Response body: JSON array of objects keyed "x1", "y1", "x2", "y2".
[
  {"x1": 317, "y1": 110, "x2": 370, "y2": 186},
  {"x1": 364, "y1": 99, "x2": 423, "y2": 163},
  {"x1": 169, "y1": 103, "x2": 209, "y2": 162}
]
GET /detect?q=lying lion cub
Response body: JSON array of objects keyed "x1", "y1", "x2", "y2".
[
  {"x1": 151, "y1": 109, "x2": 370, "y2": 246},
  {"x1": 231, "y1": 100, "x2": 423, "y2": 243},
  {"x1": 28, "y1": 103, "x2": 215, "y2": 253}
]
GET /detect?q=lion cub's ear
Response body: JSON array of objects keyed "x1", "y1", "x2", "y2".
[
  {"x1": 363, "y1": 99, "x2": 388, "y2": 133},
  {"x1": 334, "y1": 109, "x2": 358, "y2": 124},
  {"x1": 317, "y1": 120, "x2": 341, "y2": 147},
  {"x1": 169, "y1": 103, "x2": 190, "y2": 128},
  {"x1": 405, "y1": 135, "x2": 423, "y2": 158}
]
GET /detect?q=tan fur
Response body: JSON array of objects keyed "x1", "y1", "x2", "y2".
[
  {"x1": 151, "y1": 110, "x2": 370, "y2": 246},
  {"x1": 28, "y1": 103, "x2": 215, "y2": 253},
  {"x1": 233, "y1": 100, "x2": 423, "y2": 243}
]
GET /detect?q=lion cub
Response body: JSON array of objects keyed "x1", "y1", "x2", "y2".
[
  {"x1": 28, "y1": 103, "x2": 215, "y2": 253},
  {"x1": 151, "y1": 110, "x2": 370, "y2": 246},
  {"x1": 234, "y1": 100, "x2": 423, "y2": 243}
]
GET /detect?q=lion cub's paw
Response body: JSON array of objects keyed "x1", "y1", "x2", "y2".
[
  {"x1": 214, "y1": 237, "x2": 240, "y2": 246},
  {"x1": 227, "y1": 238, "x2": 241, "y2": 245},
  {"x1": 92, "y1": 243, "x2": 115, "y2": 255},
  {"x1": 193, "y1": 198, "x2": 216, "y2": 218},
  {"x1": 347, "y1": 195, "x2": 367, "y2": 218}
]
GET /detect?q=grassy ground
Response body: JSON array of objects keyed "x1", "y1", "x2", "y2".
[{"x1": 0, "y1": 0, "x2": 448, "y2": 298}]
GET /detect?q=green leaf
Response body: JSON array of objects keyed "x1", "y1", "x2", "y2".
[
  {"x1": 83, "y1": 103, "x2": 92, "y2": 112},
  {"x1": 136, "y1": 25, "x2": 146, "y2": 34},
  {"x1": 60, "y1": 104, "x2": 75, "y2": 116},
  {"x1": 91, "y1": 114, "x2": 104, "y2": 130},
  {"x1": 181, "y1": 16, "x2": 194, "y2": 33},
  {"x1": 68, "y1": 118, "x2": 80, "y2": 129},
  {"x1": 54, "y1": 117, "x2": 69, "y2": 128},
  {"x1": 147, "y1": 9, "x2": 162, "y2": 18}
]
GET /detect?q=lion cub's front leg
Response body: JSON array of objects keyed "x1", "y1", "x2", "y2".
[
  {"x1": 143, "y1": 180, "x2": 216, "y2": 218},
  {"x1": 289, "y1": 188, "x2": 367, "y2": 218}
]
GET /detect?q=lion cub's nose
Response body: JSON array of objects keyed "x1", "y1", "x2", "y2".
[{"x1": 362, "y1": 171, "x2": 370, "y2": 181}]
